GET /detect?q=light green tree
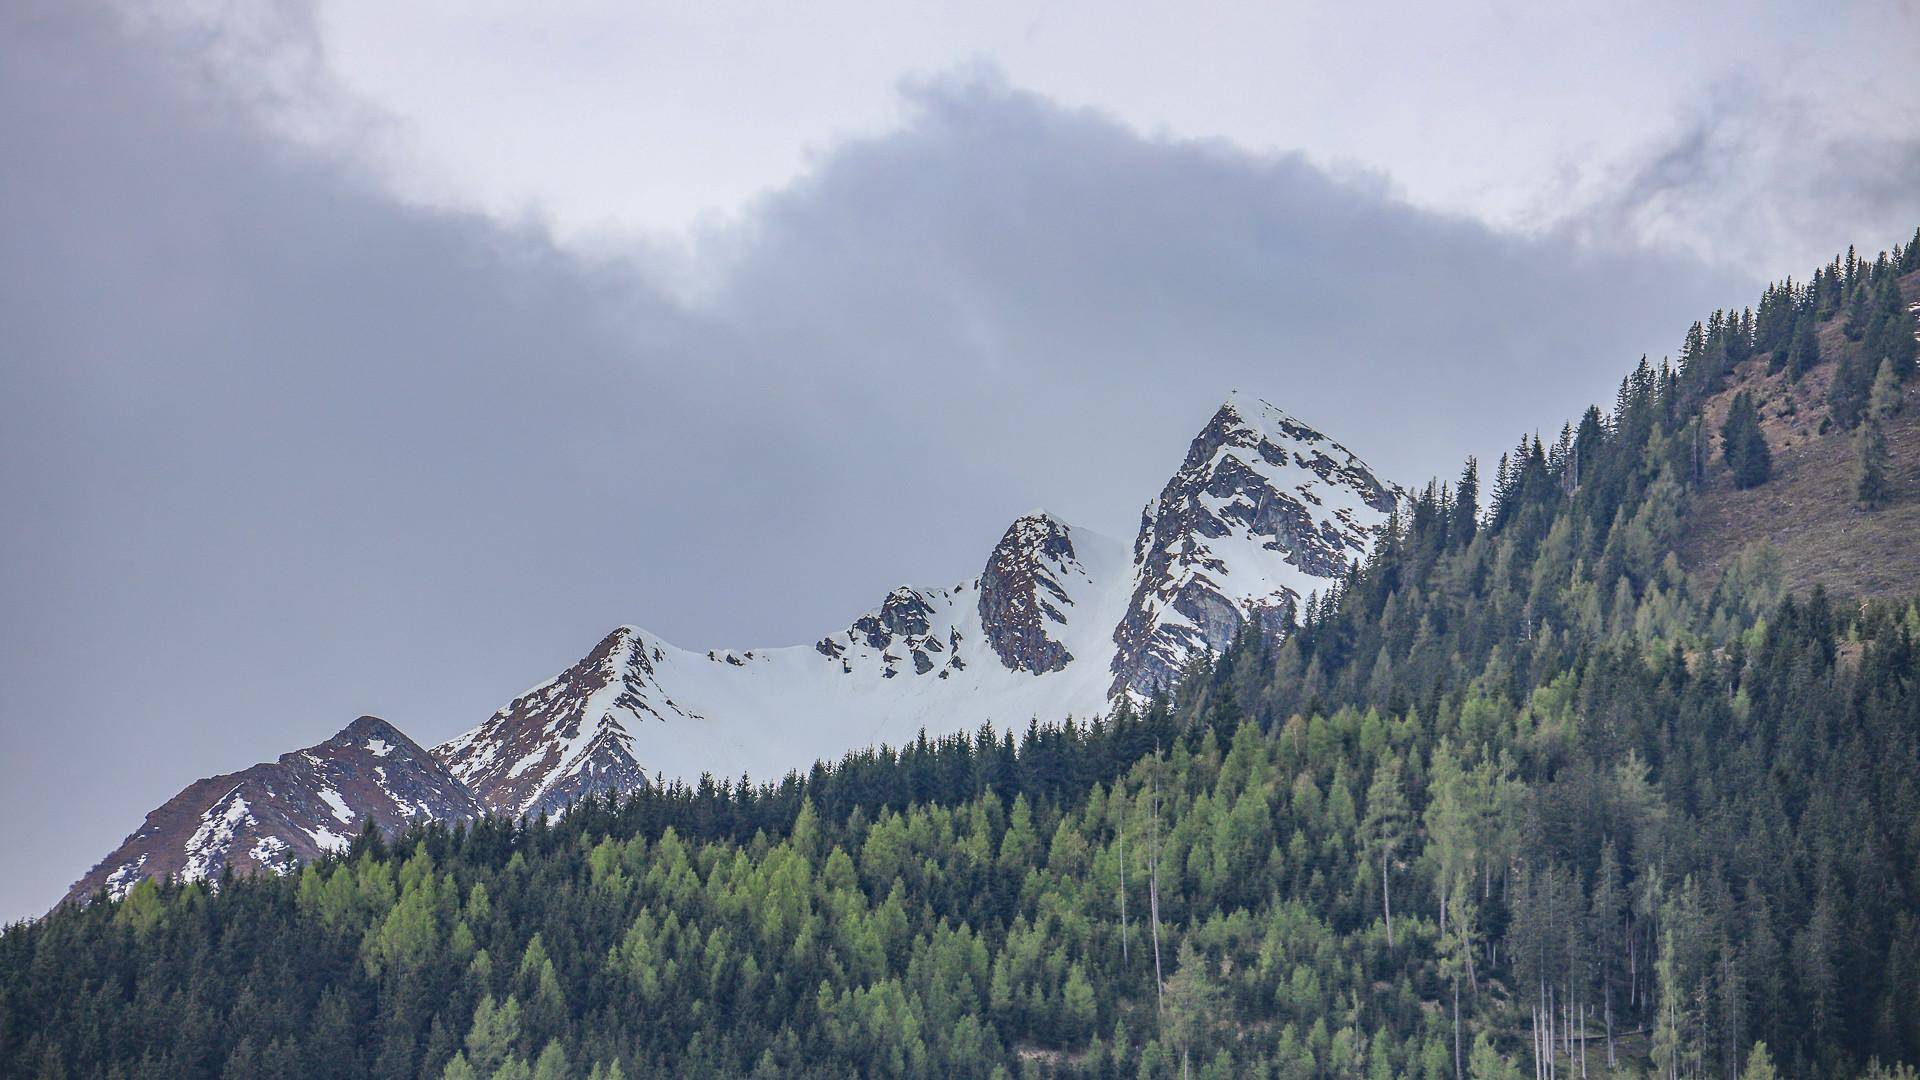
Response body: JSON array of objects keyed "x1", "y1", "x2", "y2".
[
  {"x1": 1468, "y1": 1031, "x2": 1522, "y2": 1080},
  {"x1": 1740, "y1": 1041, "x2": 1777, "y2": 1080},
  {"x1": 531, "y1": 1040, "x2": 568, "y2": 1080},
  {"x1": 1164, "y1": 939, "x2": 1222, "y2": 1079},
  {"x1": 464, "y1": 994, "x2": 522, "y2": 1077},
  {"x1": 1361, "y1": 758, "x2": 1410, "y2": 947}
]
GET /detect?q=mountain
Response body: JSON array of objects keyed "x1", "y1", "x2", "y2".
[
  {"x1": 1112, "y1": 389, "x2": 1403, "y2": 695},
  {"x1": 65, "y1": 716, "x2": 478, "y2": 904},
  {"x1": 437, "y1": 393, "x2": 1401, "y2": 818},
  {"x1": 22, "y1": 230, "x2": 1920, "y2": 1080},
  {"x1": 435, "y1": 513, "x2": 1135, "y2": 819},
  {"x1": 68, "y1": 393, "x2": 1399, "y2": 894}
]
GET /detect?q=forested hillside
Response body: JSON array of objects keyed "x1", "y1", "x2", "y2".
[{"x1": 4, "y1": 230, "x2": 1920, "y2": 1080}]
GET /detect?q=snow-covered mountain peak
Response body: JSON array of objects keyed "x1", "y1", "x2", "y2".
[
  {"x1": 75, "y1": 390, "x2": 1403, "y2": 903},
  {"x1": 1109, "y1": 397, "x2": 1401, "y2": 696},
  {"x1": 66, "y1": 714, "x2": 478, "y2": 905},
  {"x1": 978, "y1": 511, "x2": 1096, "y2": 674},
  {"x1": 432, "y1": 629, "x2": 653, "y2": 819}
]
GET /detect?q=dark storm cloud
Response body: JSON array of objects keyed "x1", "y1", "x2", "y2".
[{"x1": 0, "y1": 9, "x2": 1760, "y2": 917}]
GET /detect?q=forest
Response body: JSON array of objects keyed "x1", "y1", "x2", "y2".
[{"x1": 3, "y1": 230, "x2": 1919, "y2": 1079}]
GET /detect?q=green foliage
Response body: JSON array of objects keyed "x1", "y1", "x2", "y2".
[
  {"x1": 5, "y1": 227, "x2": 1920, "y2": 1079},
  {"x1": 1721, "y1": 390, "x2": 1772, "y2": 488},
  {"x1": 1789, "y1": 316, "x2": 1822, "y2": 376},
  {"x1": 1857, "y1": 417, "x2": 1891, "y2": 509}
]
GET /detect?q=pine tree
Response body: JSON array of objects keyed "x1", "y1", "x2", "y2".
[{"x1": 1721, "y1": 392, "x2": 1772, "y2": 488}]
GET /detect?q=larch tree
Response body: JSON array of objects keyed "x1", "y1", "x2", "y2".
[{"x1": 1361, "y1": 758, "x2": 1411, "y2": 948}]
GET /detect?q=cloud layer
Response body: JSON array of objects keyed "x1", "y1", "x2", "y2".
[{"x1": 2, "y1": 5, "x2": 1903, "y2": 919}]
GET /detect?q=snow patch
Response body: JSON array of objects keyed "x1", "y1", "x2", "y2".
[
  {"x1": 317, "y1": 787, "x2": 355, "y2": 824},
  {"x1": 180, "y1": 786, "x2": 255, "y2": 884}
]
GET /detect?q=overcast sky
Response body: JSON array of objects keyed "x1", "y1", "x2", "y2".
[{"x1": 3, "y1": 1, "x2": 1917, "y2": 921}]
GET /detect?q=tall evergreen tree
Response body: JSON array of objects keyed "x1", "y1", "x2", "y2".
[
  {"x1": 1832, "y1": 353, "x2": 1873, "y2": 429},
  {"x1": 1857, "y1": 417, "x2": 1891, "y2": 510},
  {"x1": 1721, "y1": 391, "x2": 1772, "y2": 489},
  {"x1": 1789, "y1": 318, "x2": 1823, "y2": 377},
  {"x1": 1453, "y1": 458, "x2": 1479, "y2": 545}
]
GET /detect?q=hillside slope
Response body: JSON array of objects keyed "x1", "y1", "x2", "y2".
[{"x1": 1680, "y1": 268, "x2": 1920, "y2": 597}]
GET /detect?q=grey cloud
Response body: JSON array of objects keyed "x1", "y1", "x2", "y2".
[
  {"x1": 2, "y1": 9, "x2": 1756, "y2": 918},
  {"x1": 1565, "y1": 81, "x2": 1920, "y2": 274}
]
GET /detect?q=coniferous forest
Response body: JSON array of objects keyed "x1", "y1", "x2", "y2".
[{"x1": 5, "y1": 231, "x2": 1920, "y2": 1079}]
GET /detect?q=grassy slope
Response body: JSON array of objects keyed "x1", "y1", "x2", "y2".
[{"x1": 1679, "y1": 269, "x2": 1920, "y2": 600}]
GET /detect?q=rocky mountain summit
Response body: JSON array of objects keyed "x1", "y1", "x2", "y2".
[
  {"x1": 977, "y1": 513, "x2": 1094, "y2": 675},
  {"x1": 68, "y1": 717, "x2": 478, "y2": 903},
  {"x1": 1112, "y1": 391, "x2": 1403, "y2": 694},
  {"x1": 433, "y1": 627, "x2": 657, "y2": 821},
  {"x1": 69, "y1": 394, "x2": 1400, "y2": 904}
]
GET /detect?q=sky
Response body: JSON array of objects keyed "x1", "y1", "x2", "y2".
[{"x1": 2, "y1": 1, "x2": 1917, "y2": 921}]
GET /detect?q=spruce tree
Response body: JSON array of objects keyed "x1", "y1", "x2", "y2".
[
  {"x1": 1856, "y1": 418, "x2": 1890, "y2": 510},
  {"x1": 1788, "y1": 318, "x2": 1822, "y2": 377},
  {"x1": 1845, "y1": 285, "x2": 1871, "y2": 340},
  {"x1": 1721, "y1": 391, "x2": 1771, "y2": 489},
  {"x1": 1830, "y1": 353, "x2": 1872, "y2": 429},
  {"x1": 1452, "y1": 458, "x2": 1479, "y2": 545}
]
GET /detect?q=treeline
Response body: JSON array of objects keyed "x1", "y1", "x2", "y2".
[{"x1": 3, "y1": 230, "x2": 1919, "y2": 1079}]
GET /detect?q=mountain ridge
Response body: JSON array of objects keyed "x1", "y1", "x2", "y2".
[
  {"x1": 64, "y1": 394, "x2": 1400, "y2": 903},
  {"x1": 65, "y1": 716, "x2": 479, "y2": 904}
]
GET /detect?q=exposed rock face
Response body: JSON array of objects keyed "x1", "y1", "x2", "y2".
[
  {"x1": 434, "y1": 627, "x2": 655, "y2": 819},
  {"x1": 978, "y1": 513, "x2": 1083, "y2": 674},
  {"x1": 1110, "y1": 392, "x2": 1400, "y2": 696},
  {"x1": 66, "y1": 716, "x2": 478, "y2": 904},
  {"x1": 851, "y1": 588, "x2": 938, "y2": 649}
]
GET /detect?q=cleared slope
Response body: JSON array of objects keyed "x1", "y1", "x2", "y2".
[{"x1": 1680, "y1": 270, "x2": 1920, "y2": 598}]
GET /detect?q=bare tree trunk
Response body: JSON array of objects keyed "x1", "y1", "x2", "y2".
[
  {"x1": 1533, "y1": 999, "x2": 1545, "y2": 1080},
  {"x1": 1150, "y1": 762, "x2": 1164, "y2": 1021},
  {"x1": 1550, "y1": 982, "x2": 1560, "y2": 1080},
  {"x1": 1542, "y1": 982, "x2": 1552, "y2": 1080},
  {"x1": 1382, "y1": 847, "x2": 1393, "y2": 948},
  {"x1": 1119, "y1": 811, "x2": 1129, "y2": 967},
  {"x1": 1579, "y1": 1002, "x2": 1587, "y2": 1078},
  {"x1": 1453, "y1": 976, "x2": 1463, "y2": 1080},
  {"x1": 1565, "y1": 978, "x2": 1572, "y2": 1063},
  {"x1": 1629, "y1": 917, "x2": 1639, "y2": 1009},
  {"x1": 1605, "y1": 982, "x2": 1615, "y2": 1067}
]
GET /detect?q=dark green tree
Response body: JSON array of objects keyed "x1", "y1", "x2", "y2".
[
  {"x1": 1857, "y1": 417, "x2": 1891, "y2": 510},
  {"x1": 1721, "y1": 391, "x2": 1772, "y2": 488},
  {"x1": 1789, "y1": 318, "x2": 1822, "y2": 377}
]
